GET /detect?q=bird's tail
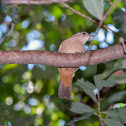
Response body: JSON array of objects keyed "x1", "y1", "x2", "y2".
[{"x1": 58, "y1": 80, "x2": 72, "y2": 100}]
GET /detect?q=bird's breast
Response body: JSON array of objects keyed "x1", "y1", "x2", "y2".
[{"x1": 59, "y1": 40, "x2": 85, "y2": 53}]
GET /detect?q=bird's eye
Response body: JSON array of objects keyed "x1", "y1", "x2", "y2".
[{"x1": 82, "y1": 32, "x2": 86, "y2": 35}]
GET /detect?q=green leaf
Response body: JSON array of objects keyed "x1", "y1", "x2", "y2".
[
  {"x1": 112, "y1": 8, "x2": 126, "y2": 34},
  {"x1": 94, "y1": 74, "x2": 105, "y2": 90},
  {"x1": 69, "y1": 102, "x2": 94, "y2": 114},
  {"x1": 0, "y1": 0, "x2": 7, "y2": 12},
  {"x1": 103, "y1": 79, "x2": 116, "y2": 87},
  {"x1": 9, "y1": 6, "x2": 19, "y2": 24},
  {"x1": 104, "y1": 110, "x2": 120, "y2": 122},
  {"x1": 101, "y1": 91, "x2": 126, "y2": 110},
  {"x1": 84, "y1": 65, "x2": 97, "y2": 77},
  {"x1": 116, "y1": 59, "x2": 126, "y2": 69},
  {"x1": 104, "y1": 118, "x2": 124, "y2": 126},
  {"x1": 83, "y1": 0, "x2": 103, "y2": 20},
  {"x1": 118, "y1": 108, "x2": 126, "y2": 124},
  {"x1": 105, "y1": 108, "x2": 126, "y2": 124},
  {"x1": 67, "y1": 113, "x2": 92, "y2": 125},
  {"x1": 104, "y1": 75, "x2": 126, "y2": 87},
  {"x1": 75, "y1": 80, "x2": 97, "y2": 102},
  {"x1": 101, "y1": 59, "x2": 126, "y2": 79},
  {"x1": 107, "y1": 91, "x2": 126, "y2": 103}
]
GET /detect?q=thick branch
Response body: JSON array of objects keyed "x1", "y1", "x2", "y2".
[
  {"x1": 0, "y1": 43, "x2": 126, "y2": 67},
  {"x1": 5, "y1": 0, "x2": 72, "y2": 5}
]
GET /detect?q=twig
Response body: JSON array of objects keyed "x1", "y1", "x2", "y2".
[
  {"x1": 119, "y1": 37, "x2": 126, "y2": 53},
  {"x1": 109, "y1": 0, "x2": 113, "y2": 5},
  {"x1": 97, "y1": 92, "x2": 105, "y2": 126},
  {"x1": 97, "y1": 92, "x2": 102, "y2": 125},
  {"x1": 96, "y1": 0, "x2": 121, "y2": 34},
  {"x1": 61, "y1": 2, "x2": 126, "y2": 53},
  {"x1": 61, "y1": 3, "x2": 96, "y2": 22},
  {"x1": 61, "y1": 2, "x2": 126, "y2": 40},
  {"x1": 94, "y1": 113, "x2": 100, "y2": 118},
  {"x1": 5, "y1": 0, "x2": 73, "y2": 5},
  {"x1": 88, "y1": 38, "x2": 95, "y2": 51},
  {"x1": 92, "y1": 0, "x2": 121, "y2": 51},
  {"x1": 105, "y1": 104, "x2": 114, "y2": 119},
  {"x1": 0, "y1": 23, "x2": 15, "y2": 44}
]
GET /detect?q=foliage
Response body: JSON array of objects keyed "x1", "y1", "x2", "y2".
[
  {"x1": 69, "y1": 59, "x2": 126, "y2": 125},
  {"x1": 0, "y1": 0, "x2": 126, "y2": 126}
]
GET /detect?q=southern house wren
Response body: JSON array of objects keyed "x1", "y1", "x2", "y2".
[{"x1": 58, "y1": 32, "x2": 93, "y2": 100}]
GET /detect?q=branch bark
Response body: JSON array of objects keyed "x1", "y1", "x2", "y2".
[
  {"x1": 5, "y1": 0, "x2": 72, "y2": 5},
  {"x1": 0, "y1": 43, "x2": 125, "y2": 67}
]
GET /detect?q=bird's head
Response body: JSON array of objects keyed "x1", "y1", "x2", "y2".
[{"x1": 72, "y1": 32, "x2": 95, "y2": 44}]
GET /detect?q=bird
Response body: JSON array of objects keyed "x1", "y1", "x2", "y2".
[{"x1": 58, "y1": 31, "x2": 93, "y2": 100}]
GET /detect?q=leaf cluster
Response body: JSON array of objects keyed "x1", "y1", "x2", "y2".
[{"x1": 68, "y1": 58, "x2": 126, "y2": 125}]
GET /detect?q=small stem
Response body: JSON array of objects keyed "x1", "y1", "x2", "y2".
[
  {"x1": 61, "y1": 2, "x2": 126, "y2": 40},
  {"x1": 96, "y1": 0, "x2": 121, "y2": 34},
  {"x1": 61, "y1": 2, "x2": 95, "y2": 22},
  {"x1": 88, "y1": 39, "x2": 94, "y2": 51},
  {"x1": 119, "y1": 37, "x2": 126, "y2": 53},
  {"x1": 94, "y1": 113, "x2": 100, "y2": 118},
  {"x1": 97, "y1": 91, "x2": 105, "y2": 126}
]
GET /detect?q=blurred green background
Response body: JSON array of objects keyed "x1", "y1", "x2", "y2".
[{"x1": 0, "y1": 0, "x2": 126, "y2": 125}]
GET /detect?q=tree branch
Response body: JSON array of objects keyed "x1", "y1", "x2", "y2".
[
  {"x1": 61, "y1": 3, "x2": 126, "y2": 40},
  {"x1": 0, "y1": 43, "x2": 125, "y2": 67},
  {"x1": 61, "y1": 2, "x2": 96, "y2": 23},
  {"x1": 5, "y1": 0, "x2": 72, "y2": 5},
  {"x1": 96, "y1": 0, "x2": 121, "y2": 34},
  {"x1": 92, "y1": 0, "x2": 121, "y2": 52}
]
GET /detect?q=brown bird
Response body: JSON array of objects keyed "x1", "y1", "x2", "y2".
[{"x1": 58, "y1": 32, "x2": 93, "y2": 100}]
